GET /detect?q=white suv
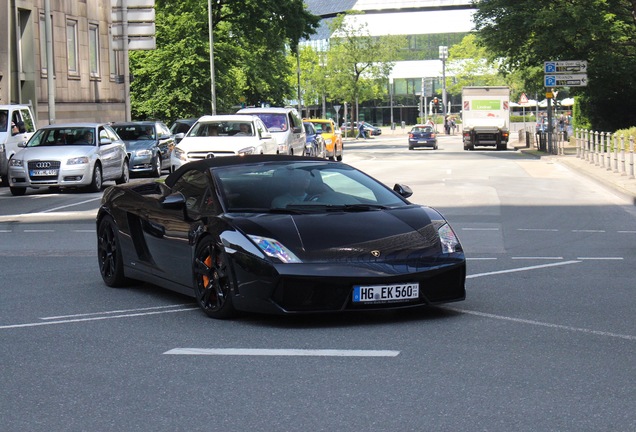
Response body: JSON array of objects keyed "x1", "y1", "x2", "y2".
[
  {"x1": 236, "y1": 107, "x2": 306, "y2": 156},
  {"x1": 170, "y1": 115, "x2": 275, "y2": 171}
]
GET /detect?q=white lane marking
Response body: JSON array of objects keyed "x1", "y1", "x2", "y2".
[
  {"x1": 617, "y1": 230, "x2": 636, "y2": 233},
  {"x1": 517, "y1": 228, "x2": 559, "y2": 232},
  {"x1": 512, "y1": 256, "x2": 563, "y2": 260},
  {"x1": 40, "y1": 304, "x2": 196, "y2": 320},
  {"x1": 466, "y1": 260, "x2": 581, "y2": 279},
  {"x1": 467, "y1": 257, "x2": 497, "y2": 261},
  {"x1": 72, "y1": 229, "x2": 95, "y2": 233},
  {"x1": 23, "y1": 229, "x2": 55, "y2": 233},
  {"x1": 164, "y1": 348, "x2": 400, "y2": 357},
  {"x1": 0, "y1": 307, "x2": 198, "y2": 330},
  {"x1": 0, "y1": 230, "x2": 11, "y2": 232},
  {"x1": 576, "y1": 257, "x2": 624, "y2": 260},
  {"x1": 446, "y1": 307, "x2": 636, "y2": 341},
  {"x1": 462, "y1": 228, "x2": 500, "y2": 231},
  {"x1": 572, "y1": 229, "x2": 605, "y2": 233},
  {"x1": 41, "y1": 197, "x2": 102, "y2": 213}
]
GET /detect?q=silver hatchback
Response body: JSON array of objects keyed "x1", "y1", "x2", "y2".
[{"x1": 8, "y1": 123, "x2": 129, "y2": 195}]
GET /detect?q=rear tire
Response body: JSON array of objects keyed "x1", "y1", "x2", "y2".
[{"x1": 97, "y1": 215, "x2": 128, "y2": 287}]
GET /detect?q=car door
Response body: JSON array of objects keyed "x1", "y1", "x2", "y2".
[
  {"x1": 255, "y1": 119, "x2": 275, "y2": 154},
  {"x1": 5, "y1": 107, "x2": 36, "y2": 159},
  {"x1": 142, "y1": 169, "x2": 213, "y2": 286},
  {"x1": 287, "y1": 110, "x2": 306, "y2": 155},
  {"x1": 156, "y1": 122, "x2": 174, "y2": 169},
  {"x1": 98, "y1": 125, "x2": 125, "y2": 180}
]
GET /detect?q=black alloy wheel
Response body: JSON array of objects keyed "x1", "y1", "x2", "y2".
[
  {"x1": 116, "y1": 160, "x2": 130, "y2": 185},
  {"x1": 97, "y1": 215, "x2": 127, "y2": 287},
  {"x1": 193, "y1": 237, "x2": 236, "y2": 319},
  {"x1": 151, "y1": 154, "x2": 161, "y2": 177}
]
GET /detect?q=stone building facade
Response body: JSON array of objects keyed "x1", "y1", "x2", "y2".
[{"x1": 1, "y1": 0, "x2": 125, "y2": 127}]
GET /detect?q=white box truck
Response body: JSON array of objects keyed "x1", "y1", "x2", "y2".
[
  {"x1": 1, "y1": 104, "x2": 37, "y2": 185},
  {"x1": 461, "y1": 86, "x2": 510, "y2": 151}
]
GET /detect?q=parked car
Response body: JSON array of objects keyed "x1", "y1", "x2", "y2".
[
  {"x1": 112, "y1": 121, "x2": 174, "y2": 177},
  {"x1": 305, "y1": 118, "x2": 343, "y2": 161},
  {"x1": 236, "y1": 107, "x2": 306, "y2": 155},
  {"x1": 302, "y1": 121, "x2": 325, "y2": 158},
  {"x1": 341, "y1": 122, "x2": 382, "y2": 136},
  {"x1": 169, "y1": 118, "x2": 197, "y2": 144},
  {"x1": 0, "y1": 104, "x2": 37, "y2": 186},
  {"x1": 408, "y1": 125, "x2": 438, "y2": 150},
  {"x1": 170, "y1": 115, "x2": 275, "y2": 172},
  {"x1": 96, "y1": 155, "x2": 466, "y2": 319},
  {"x1": 8, "y1": 123, "x2": 129, "y2": 195}
]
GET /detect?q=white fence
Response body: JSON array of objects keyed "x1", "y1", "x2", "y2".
[{"x1": 574, "y1": 130, "x2": 635, "y2": 179}]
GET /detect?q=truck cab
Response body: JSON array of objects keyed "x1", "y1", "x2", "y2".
[{"x1": 0, "y1": 104, "x2": 37, "y2": 185}]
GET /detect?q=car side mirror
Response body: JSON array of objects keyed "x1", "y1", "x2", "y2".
[
  {"x1": 18, "y1": 142, "x2": 27, "y2": 148},
  {"x1": 174, "y1": 133, "x2": 185, "y2": 143},
  {"x1": 261, "y1": 131, "x2": 272, "y2": 140},
  {"x1": 99, "y1": 137, "x2": 112, "y2": 145},
  {"x1": 293, "y1": 126, "x2": 303, "y2": 134},
  {"x1": 393, "y1": 183, "x2": 413, "y2": 199},
  {"x1": 161, "y1": 192, "x2": 186, "y2": 209}
]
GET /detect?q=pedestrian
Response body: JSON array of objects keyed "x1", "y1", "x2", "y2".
[
  {"x1": 450, "y1": 117, "x2": 456, "y2": 135},
  {"x1": 356, "y1": 122, "x2": 366, "y2": 139},
  {"x1": 444, "y1": 116, "x2": 451, "y2": 135}
]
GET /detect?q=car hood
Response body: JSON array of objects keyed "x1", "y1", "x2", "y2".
[
  {"x1": 227, "y1": 206, "x2": 445, "y2": 262},
  {"x1": 125, "y1": 140, "x2": 157, "y2": 151},
  {"x1": 177, "y1": 136, "x2": 257, "y2": 151},
  {"x1": 14, "y1": 145, "x2": 97, "y2": 160}
]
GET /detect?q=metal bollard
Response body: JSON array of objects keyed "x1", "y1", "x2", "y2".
[
  {"x1": 620, "y1": 135, "x2": 626, "y2": 176},
  {"x1": 613, "y1": 133, "x2": 619, "y2": 173},
  {"x1": 629, "y1": 137, "x2": 635, "y2": 179}
]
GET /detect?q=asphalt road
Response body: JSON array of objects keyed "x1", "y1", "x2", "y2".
[{"x1": 1, "y1": 136, "x2": 634, "y2": 432}]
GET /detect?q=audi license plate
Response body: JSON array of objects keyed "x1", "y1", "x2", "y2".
[
  {"x1": 352, "y1": 283, "x2": 419, "y2": 303},
  {"x1": 30, "y1": 169, "x2": 58, "y2": 176}
]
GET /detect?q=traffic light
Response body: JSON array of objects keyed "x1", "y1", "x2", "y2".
[{"x1": 433, "y1": 97, "x2": 440, "y2": 113}]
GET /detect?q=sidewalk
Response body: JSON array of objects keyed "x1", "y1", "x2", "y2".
[{"x1": 514, "y1": 141, "x2": 636, "y2": 205}]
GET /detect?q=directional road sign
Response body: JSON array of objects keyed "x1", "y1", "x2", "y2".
[
  {"x1": 544, "y1": 74, "x2": 588, "y2": 87},
  {"x1": 544, "y1": 60, "x2": 587, "y2": 74}
]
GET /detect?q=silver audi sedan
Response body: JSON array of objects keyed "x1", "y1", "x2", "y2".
[{"x1": 8, "y1": 123, "x2": 129, "y2": 196}]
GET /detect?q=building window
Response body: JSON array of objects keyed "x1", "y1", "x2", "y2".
[
  {"x1": 109, "y1": 25, "x2": 120, "y2": 81},
  {"x1": 89, "y1": 23, "x2": 100, "y2": 78},
  {"x1": 66, "y1": 19, "x2": 79, "y2": 75}
]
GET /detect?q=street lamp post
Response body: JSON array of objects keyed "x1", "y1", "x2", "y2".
[
  {"x1": 389, "y1": 77, "x2": 394, "y2": 130},
  {"x1": 439, "y1": 45, "x2": 448, "y2": 116},
  {"x1": 208, "y1": 0, "x2": 216, "y2": 115}
]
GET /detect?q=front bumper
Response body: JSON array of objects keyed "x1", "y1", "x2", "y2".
[{"x1": 9, "y1": 162, "x2": 93, "y2": 188}]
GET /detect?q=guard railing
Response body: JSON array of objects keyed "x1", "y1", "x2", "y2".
[{"x1": 574, "y1": 129, "x2": 635, "y2": 179}]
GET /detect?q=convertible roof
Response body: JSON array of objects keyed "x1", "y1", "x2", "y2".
[{"x1": 164, "y1": 155, "x2": 318, "y2": 188}]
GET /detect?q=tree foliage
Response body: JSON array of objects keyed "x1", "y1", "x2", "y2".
[
  {"x1": 324, "y1": 13, "x2": 407, "y2": 123},
  {"x1": 129, "y1": 0, "x2": 319, "y2": 122},
  {"x1": 472, "y1": 0, "x2": 636, "y2": 131}
]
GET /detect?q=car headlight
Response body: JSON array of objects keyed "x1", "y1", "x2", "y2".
[
  {"x1": 238, "y1": 146, "x2": 256, "y2": 156},
  {"x1": 173, "y1": 147, "x2": 186, "y2": 161},
  {"x1": 248, "y1": 235, "x2": 301, "y2": 263},
  {"x1": 9, "y1": 158, "x2": 23, "y2": 167},
  {"x1": 136, "y1": 149, "x2": 152, "y2": 157},
  {"x1": 438, "y1": 223, "x2": 462, "y2": 254},
  {"x1": 67, "y1": 156, "x2": 89, "y2": 165}
]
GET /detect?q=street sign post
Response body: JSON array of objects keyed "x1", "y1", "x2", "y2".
[
  {"x1": 544, "y1": 60, "x2": 587, "y2": 74},
  {"x1": 544, "y1": 74, "x2": 588, "y2": 87}
]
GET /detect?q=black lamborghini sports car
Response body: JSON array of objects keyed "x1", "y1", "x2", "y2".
[{"x1": 96, "y1": 155, "x2": 466, "y2": 318}]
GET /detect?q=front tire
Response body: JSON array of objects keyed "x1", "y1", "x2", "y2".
[
  {"x1": 151, "y1": 155, "x2": 161, "y2": 177},
  {"x1": 10, "y1": 186, "x2": 26, "y2": 196},
  {"x1": 89, "y1": 164, "x2": 103, "y2": 192},
  {"x1": 193, "y1": 237, "x2": 236, "y2": 319},
  {"x1": 116, "y1": 160, "x2": 130, "y2": 185},
  {"x1": 97, "y1": 215, "x2": 128, "y2": 287}
]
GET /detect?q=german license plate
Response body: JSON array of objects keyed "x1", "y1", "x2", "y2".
[
  {"x1": 418, "y1": 140, "x2": 430, "y2": 144},
  {"x1": 352, "y1": 283, "x2": 419, "y2": 303},
  {"x1": 30, "y1": 169, "x2": 58, "y2": 176}
]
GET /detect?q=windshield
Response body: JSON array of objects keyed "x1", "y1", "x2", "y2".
[
  {"x1": 249, "y1": 114, "x2": 287, "y2": 132},
  {"x1": 26, "y1": 127, "x2": 97, "y2": 147},
  {"x1": 212, "y1": 161, "x2": 408, "y2": 212},
  {"x1": 113, "y1": 124, "x2": 155, "y2": 141},
  {"x1": 188, "y1": 121, "x2": 254, "y2": 137}
]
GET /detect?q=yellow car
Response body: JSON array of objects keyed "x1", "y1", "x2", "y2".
[{"x1": 304, "y1": 118, "x2": 343, "y2": 161}]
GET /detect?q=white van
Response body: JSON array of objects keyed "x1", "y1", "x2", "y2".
[
  {"x1": 0, "y1": 104, "x2": 37, "y2": 185},
  {"x1": 236, "y1": 107, "x2": 306, "y2": 156}
]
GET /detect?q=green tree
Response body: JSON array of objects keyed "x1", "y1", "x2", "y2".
[
  {"x1": 129, "y1": 0, "x2": 319, "y2": 121},
  {"x1": 472, "y1": 0, "x2": 636, "y2": 131},
  {"x1": 324, "y1": 13, "x2": 407, "y2": 129}
]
